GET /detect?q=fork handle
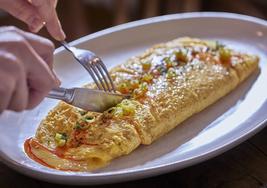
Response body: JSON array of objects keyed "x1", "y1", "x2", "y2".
[
  {"x1": 60, "y1": 40, "x2": 73, "y2": 53},
  {"x1": 47, "y1": 87, "x2": 74, "y2": 103}
]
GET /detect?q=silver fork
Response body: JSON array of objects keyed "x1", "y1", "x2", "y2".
[
  {"x1": 61, "y1": 41, "x2": 116, "y2": 92},
  {"x1": 46, "y1": 41, "x2": 125, "y2": 112}
]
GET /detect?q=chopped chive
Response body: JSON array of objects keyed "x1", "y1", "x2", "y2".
[
  {"x1": 166, "y1": 68, "x2": 177, "y2": 79},
  {"x1": 83, "y1": 116, "x2": 95, "y2": 123},
  {"x1": 55, "y1": 133, "x2": 67, "y2": 147},
  {"x1": 78, "y1": 110, "x2": 86, "y2": 116},
  {"x1": 74, "y1": 122, "x2": 82, "y2": 130}
]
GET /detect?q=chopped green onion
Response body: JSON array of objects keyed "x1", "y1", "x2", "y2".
[
  {"x1": 166, "y1": 68, "x2": 177, "y2": 79},
  {"x1": 142, "y1": 73, "x2": 153, "y2": 83},
  {"x1": 140, "y1": 82, "x2": 148, "y2": 91},
  {"x1": 103, "y1": 107, "x2": 116, "y2": 118},
  {"x1": 56, "y1": 139, "x2": 66, "y2": 147},
  {"x1": 78, "y1": 110, "x2": 86, "y2": 116},
  {"x1": 163, "y1": 57, "x2": 176, "y2": 68},
  {"x1": 205, "y1": 40, "x2": 217, "y2": 50},
  {"x1": 107, "y1": 107, "x2": 116, "y2": 114},
  {"x1": 55, "y1": 133, "x2": 67, "y2": 147},
  {"x1": 119, "y1": 99, "x2": 130, "y2": 106},
  {"x1": 117, "y1": 100, "x2": 136, "y2": 116},
  {"x1": 155, "y1": 64, "x2": 167, "y2": 74},
  {"x1": 83, "y1": 116, "x2": 95, "y2": 123},
  {"x1": 204, "y1": 40, "x2": 225, "y2": 51},
  {"x1": 61, "y1": 133, "x2": 67, "y2": 140},
  {"x1": 74, "y1": 122, "x2": 82, "y2": 130},
  {"x1": 133, "y1": 82, "x2": 148, "y2": 99},
  {"x1": 113, "y1": 107, "x2": 124, "y2": 117}
]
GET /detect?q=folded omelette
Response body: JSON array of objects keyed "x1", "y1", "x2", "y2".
[{"x1": 24, "y1": 37, "x2": 259, "y2": 171}]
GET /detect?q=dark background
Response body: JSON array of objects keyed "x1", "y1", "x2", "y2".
[{"x1": 0, "y1": 0, "x2": 267, "y2": 46}]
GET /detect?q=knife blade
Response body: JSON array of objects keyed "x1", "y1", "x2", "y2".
[{"x1": 47, "y1": 87, "x2": 129, "y2": 112}]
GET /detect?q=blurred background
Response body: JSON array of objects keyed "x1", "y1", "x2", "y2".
[{"x1": 0, "y1": 0, "x2": 266, "y2": 46}]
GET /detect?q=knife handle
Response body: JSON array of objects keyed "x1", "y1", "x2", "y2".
[{"x1": 47, "y1": 87, "x2": 74, "y2": 103}]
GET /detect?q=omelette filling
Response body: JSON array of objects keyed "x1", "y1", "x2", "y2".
[{"x1": 24, "y1": 37, "x2": 259, "y2": 171}]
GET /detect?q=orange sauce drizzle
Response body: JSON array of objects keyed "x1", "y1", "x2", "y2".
[{"x1": 24, "y1": 138, "x2": 54, "y2": 169}]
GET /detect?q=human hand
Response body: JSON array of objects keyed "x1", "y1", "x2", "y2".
[
  {"x1": 0, "y1": 0, "x2": 65, "y2": 41},
  {"x1": 0, "y1": 26, "x2": 60, "y2": 112}
]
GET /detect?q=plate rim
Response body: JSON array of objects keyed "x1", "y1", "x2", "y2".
[
  {"x1": 1, "y1": 12, "x2": 267, "y2": 184},
  {"x1": 56, "y1": 11, "x2": 267, "y2": 53}
]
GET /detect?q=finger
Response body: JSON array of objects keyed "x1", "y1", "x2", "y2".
[
  {"x1": 24, "y1": 46, "x2": 59, "y2": 108},
  {"x1": 0, "y1": 52, "x2": 19, "y2": 112},
  {"x1": 0, "y1": 26, "x2": 55, "y2": 69},
  {"x1": 7, "y1": 67, "x2": 28, "y2": 112},
  {"x1": 19, "y1": 31, "x2": 61, "y2": 85},
  {"x1": 31, "y1": 0, "x2": 66, "y2": 41},
  {"x1": 23, "y1": 32, "x2": 55, "y2": 69},
  {"x1": 0, "y1": 73, "x2": 14, "y2": 113},
  {"x1": 0, "y1": 27, "x2": 60, "y2": 84},
  {"x1": 1, "y1": 0, "x2": 44, "y2": 33},
  {"x1": 7, "y1": 38, "x2": 59, "y2": 108},
  {"x1": 25, "y1": 50, "x2": 58, "y2": 108},
  {"x1": 26, "y1": 88, "x2": 46, "y2": 109}
]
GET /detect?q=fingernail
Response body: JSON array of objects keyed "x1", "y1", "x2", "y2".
[
  {"x1": 54, "y1": 29, "x2": 66, "y2": 41},
  {"x1": 55, "y1": 20, "x2": 66, "y2": 41},
  {"x1": 56, "y1": 77, "x2": 61, "y2": 86},
  {"x1": 61, "y1": 30, "x2": 66, "y2": 40},
  {"x1": 54, "y1": 76, "x2": 61, "y2": 87}
]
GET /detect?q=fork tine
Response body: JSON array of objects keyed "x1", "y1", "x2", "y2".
[
  {"x1": 94, "y1": 62, "x2": 112, "y2": 92},
  {"x1": 60, "y1": 41, "x2": 115, "y2": 92},
  {"x1": 61, "y1": 41, "x2": 73, "y2": 53},
  {"x1": 82, "y1": 65, "x2": 102, "y2": 90},
  {"x1": 96, "y1": 58, "x2": 116, "y2": 92},
  {"x1": 90, "y1": 61, "x2": 107, "y2": 91}
]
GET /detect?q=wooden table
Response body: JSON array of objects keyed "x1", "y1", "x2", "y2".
[{"x1": 1, "y1": 126, "x2": 266, "y2": 188}]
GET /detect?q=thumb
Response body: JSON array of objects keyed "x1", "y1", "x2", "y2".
[{"x1": 1, "y1": 0, "x2": 44, "y2": 32}]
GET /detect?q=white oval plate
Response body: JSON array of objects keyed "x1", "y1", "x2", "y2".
[{"x1": 0, "y1": 12, "x2": 267, "y2": 185}]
